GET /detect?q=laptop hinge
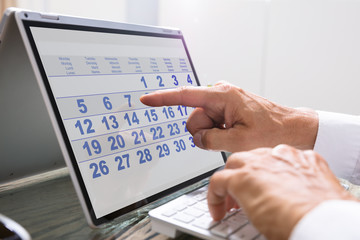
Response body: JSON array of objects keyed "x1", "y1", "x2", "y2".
[{"x1": 40, "y1": 13, "x2": 60, "y2": 21}]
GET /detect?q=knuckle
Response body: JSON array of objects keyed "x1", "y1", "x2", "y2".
[
  {"x1": 271, "y1": 144, "x2": 295, "y2": 156},
  {"x1": 216, "y1": 82, "x2": 234, "y2": 92},
  {"x1": 236, "y1": 87, "x2": 246, "y2": 95},
  {"x1": 304, "y1": 150, "x2": 327, "y2": 165},
  {"x1": 275, "y1": 144, "x2": 292, "y2": 150},
  {"x1": 176, "y1": 86, "x2": 192, "y2": 104},
  {"x1": 215, "y1": 83, "x2": 245, "y2": 97},
  {"x1": 176, "y1": 85, "x2": 191, "y2": 98},
  {"x1": 303, "y1": 149, "x2": 316, "y2": 156},
  {"x1": 225, "y1": 152, "x2": 247, "y2": 169}
]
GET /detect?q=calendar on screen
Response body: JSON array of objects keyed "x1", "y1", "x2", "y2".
[{"x1": 28, "y1": 26, "x2": 224, "y2": 219}]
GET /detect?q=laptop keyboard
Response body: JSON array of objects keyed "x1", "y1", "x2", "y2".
[{"x1": 150, "y1": 186, "x2": 266, "y2": 240}]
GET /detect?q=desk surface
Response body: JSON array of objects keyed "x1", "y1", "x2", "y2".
[
  {"x1": 2, "y1": 168, "x2": 360, "y2": 240},
  {"x1": 0, "y1": 168, "x2": 202, "y2": 240}
]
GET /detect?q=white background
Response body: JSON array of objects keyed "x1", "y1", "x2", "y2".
[{"x1": 17, "y1": 0, "x2": 360, "y2": 115}]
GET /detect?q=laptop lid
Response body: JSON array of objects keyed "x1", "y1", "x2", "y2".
[
  {"x1": 0, "y1": 8, "x2": 65, "y2": 184},
  {"x1": 14, "y1": 9, "x2": 225, "y2": 227}
]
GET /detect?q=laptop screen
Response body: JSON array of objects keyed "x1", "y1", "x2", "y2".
[{"x1": 22, "y1": 20, "x2": 225, "y2": 225}]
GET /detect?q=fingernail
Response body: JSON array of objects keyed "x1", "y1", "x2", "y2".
[{"x1": 193, "y1": 132, "x2": 204, "y2": 149}]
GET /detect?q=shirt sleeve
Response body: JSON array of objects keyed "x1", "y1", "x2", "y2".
[
  {"x1": 314, "y1": 111, "x2": 360, "y2": 184},
  {"x1": 290, "y1": 200, "x2": 360, "y2": 240}
]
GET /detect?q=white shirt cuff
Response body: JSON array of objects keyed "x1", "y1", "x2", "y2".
[
  {"x1": 290, "y1": 200, "x2": 360, "y2": 240},
  {"x1": 314, "y1": 111, "x2": 360, "y2": 184}
]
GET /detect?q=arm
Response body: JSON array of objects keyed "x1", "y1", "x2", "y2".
[
  {"x1": 207, "y1": 144, "x2": 358, "y2": 240},
  {"x1": 140, "y1": 82, "x2": 319, "y2": 152},
  {"x1": 141, "y1": 82, "x2": 360, "y2": 239}
]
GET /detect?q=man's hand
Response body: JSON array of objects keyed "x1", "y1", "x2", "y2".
[
  {"x1": 207, "y1": 145, "x2": 357, "y2": 240},
  {"x1": 140, "y1": 82, "x2": 319, "y2": 152}
]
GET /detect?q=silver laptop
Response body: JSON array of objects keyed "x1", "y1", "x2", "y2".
[{"x1": 2, "y1": 8, "x2": 263, "y2": 239}]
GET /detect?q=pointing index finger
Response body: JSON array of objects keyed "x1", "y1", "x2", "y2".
[{"x1": 140, "y1": 86, "x2": 212, "y2": 108}]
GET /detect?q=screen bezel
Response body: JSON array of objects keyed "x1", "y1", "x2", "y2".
[{"x1": 21, "y1": 19, "x2": 226, "y2": 226}]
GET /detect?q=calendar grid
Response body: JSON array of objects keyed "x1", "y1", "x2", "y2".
[
  {"x1": 63, "y1": 106, "x2": 152, "y2": 121},
  {"x1": 78, "y1": 133, "x2": 190, "y2": 164},
  {"x1": 71, "y1": 116, "x2": 189, "y2": 142},
  {"x1": 50, "y1": 64, "x2": 197, "y2": 169}
]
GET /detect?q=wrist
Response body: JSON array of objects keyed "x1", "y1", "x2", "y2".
[{"x1": 285, "y1": 108, "x2": 319, "y2": 150}]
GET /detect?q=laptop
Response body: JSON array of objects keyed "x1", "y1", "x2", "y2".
[{"x1": 1, "y1": 8, "x2": 263, "y2": 239}]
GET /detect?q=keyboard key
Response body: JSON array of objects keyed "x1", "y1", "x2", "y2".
[
  {"x1": 193, "y1": 202, "x2": 209, "y2": 212},
  {"x1": 192, "y1": 215, "x2": 219, "y2": 230},
  {"x1": 224, "y1": 210, "x2": 238, "y2": 219},
  {"x1": 229, "y1": 224, "x2": 259, "y2": 240},
  {"x1": 173, "y1": 204, "x2": 187, "y2": 211},
  {"x1": 183, "y1": 198, "x2": 198, "y2": 206},
  {"x1": 210, "y1": 220, "x2": 243, "y2": 238},
  {"x1": 174, "y1": 213, "x2": 195, "y2": 224},
  {"x1": 162, "y1": 209, "x2": 177, "y2": 217},
  {"x1": 193, "y1": 192, "x2": 207, "y2": 201},
  {"x1": 226, "y1": 212, "x2": 248, "y2": 226},
  {"x1": 183, "y1": 208, "x2": 204, "y2": 218}
]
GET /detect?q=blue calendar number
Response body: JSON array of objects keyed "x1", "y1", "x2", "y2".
[
  {"x1": 75, "y1": 119, "x2": 95, "y2": 135},
  {"x1": 187, "y1": 74, "x2": 193, "y2": 84},
  {"x1": 150, "y1": 126, "x2": 165, "y2": 140},
  {"x1": 83, "y1": 139, "x2": 102, "y2": 156},
  {"x1": 162, "y1": 107, "x2": 175, "y2": 119},
  {"x1": 156, "y1": 144, "x2": 170, "y2": 158},
  {"x1": 108, "y1": 134, "x2": 126, "y2": 151},
  {"x1": 138, "y1": 149, "x2": 152, "y2": 164},
  {"x1": 77, "y1": 99, "x2": 87, "y2": 113},
  {"x1": 172, "y1": 75, "x2": 178, "y2": 86},
  {"x1": 141, "y1": 76, "x2": 148, "y2": 88},
  {"x1": 102, "y1": 115, "x2": 119, "y2": 130},
  {"x1": 124, "y1": 112, "x2": 140, "y2": 126},
  {"x1": 115, "y1": 154, "x2": 130, "y2": 171},
  {"x1": 144, "y1": 109, "x2": 158, "y2": 122},
  {"x1": 103, "y1": 96, "x2": 112, "y2": 110},
  {"x1": 90, "y1": 160, "x2": 109, "y2": 179},
  {"x1": 157, "y1": 75, "x2": 164, "y2": 87},
  {"x1": 124, "y1": 94, "x2": 131, "y2": 107},
  {"x1": 177, "y1": 105, "x2": 188, "y2": 116},
  {"x1": 174, "y1": 139, "x2": 186, "y2": 152},
  {"x1": 167, "y1": 123, "x2": 180, "y2": 136},
  {"x1": 189, "y1": 136, "x2": 196, "y2": 148},
  {"x1": 182, "y1": 121, "x2": 188, "y2": 132},
  {"x1": 132, "y1": 130, "x2": 147, "y2": 145}
]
